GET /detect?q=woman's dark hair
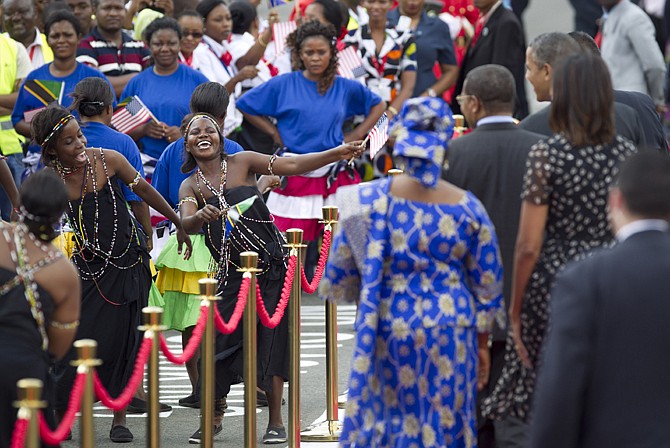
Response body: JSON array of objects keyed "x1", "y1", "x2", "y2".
[
  {"x1": 32, "y1": 105, "x2": 75, "y2": 168},
  {"x1": 550, "y1": 52, "x2": 615, "y2": 147},
  {"x1": 143, "y1": 16, "x2": 183, "y2": 42},
  {"x1": 195, "y1": 0, "x2": 226, "y2": 21},
  {"x1": 180, "y1": 112, "x2": 225, "y2": 173},
  {"x1": 45, "y1": 9, "x2": 84, "y2": 37},
  {"x1": 20, "y1": 170, "x2": 68, "y2": 242},
  {"x1": 70, "y1": 77, "x2": 114, "y2": 117},
  {"x1": 287, "y1": 20, "x2": 338, "y2": 95},
  {"x1": 229, "y1": 1, "x2": 256, "y2": 35},
  {"x1": 176, "y1": 9, "x2": 203, "y2": 22},
  {"x1": 189, "y1": 82, "x2": 230, "y2": 118},
  {"x1": 312, "y1": 0, "x2": 345, "y2": 34}
]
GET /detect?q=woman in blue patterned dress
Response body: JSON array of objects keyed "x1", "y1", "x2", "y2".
[{"x1": 321, "y1": 98, "x2": 504, "y2": 447}]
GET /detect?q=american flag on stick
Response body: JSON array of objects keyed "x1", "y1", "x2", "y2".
[
  {"x1": 366, "y1": 113, "x2": 389, "y2": 159},
  {"x1": 111, "y1": 96, "x2": 155, "y2": 134},
  {"x1": 272, "y1": 21, "x2": 297, "y2": 56},
  {"x1": 337, "y1": 46, "x2": 367, "y2": 79}
]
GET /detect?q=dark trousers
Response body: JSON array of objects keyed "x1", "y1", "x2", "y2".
[{"x1": 477, "y1": 340, "x2": 506, "y2": 448}]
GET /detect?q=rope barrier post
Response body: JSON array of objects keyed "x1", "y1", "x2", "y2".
[
  {"x1": 14, "y1": 379, "x2": 46, "y2": 448},
  {"x1": 199, "y1": 278, "x2": 219, "y2": 448},
  {"x1": 387, "y1": 168, "x2": 404, "y2": 176},
  {"x1": 239, "y1": 251, "x2": 261, "y2": 448},
  {"x1": 138, "y1": 307, "x2": 167, "y2": 448},
  {"x1": 301, "y1": 206, "x2": 341, "y2": 442},
  {"x1": 71, "y1": 339, "x2": 102, "y2": 448},
  {"x1": 285, "y1": 228, "x2": 306, "y2": 448}
]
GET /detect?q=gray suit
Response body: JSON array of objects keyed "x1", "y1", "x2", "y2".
[{"x1": 601, "y1": 0, "x2": 666, "y2": 106}]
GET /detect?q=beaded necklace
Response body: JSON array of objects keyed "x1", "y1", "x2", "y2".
[
  {"x1": 0, "y1": 222, "x2": 62, "y2": 351},
  {"x1": 59, "y1": 149, "x2": 142, "y2": 302}
]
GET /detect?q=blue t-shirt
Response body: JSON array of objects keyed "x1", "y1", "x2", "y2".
[
  {"x1": 12, "y1": 63, "x2": 114, "y2": 152},
  {"x1": 120, "y1": 65, "x2": 209, "y2": 160},
  {"x1": 236, "y1": 71, "x2": 382, "y2": 154},
  {"x1": 80, "y1": 121, "x2": 145, "y2": 203},
  {"x1": 387, "y1": 10, "x2": 457, "y2": 96},
  {"x1": 152, "y1": 137, "x2": 244, "y2": 208}
]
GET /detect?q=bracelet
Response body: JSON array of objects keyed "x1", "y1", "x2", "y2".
[
  {"x1": 177, "y1": 196, "x2": 198, "y2": 207},
  {"x1": 267, "y1": 154, "x2": 277, "y2": 176},
  {"x1": 258, "y1": 34, "x2": 268, "y2": 48},
  {"x1": 387, "y1": 106, "x2": 399, "y2": 117},
  {"x1": 127, "y1": 171, "x2": 142, "y2": 191},
  {"x1": 50, "y1": 319, "x2": 80, "y2": 330}
]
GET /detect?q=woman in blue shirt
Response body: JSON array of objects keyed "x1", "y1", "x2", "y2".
[
  {"x1": 237, "y1": 20, "x2": 386, "y2": 241},
  {"x1": 121, "y1": 17, "x2": 209, "y2": 163}
]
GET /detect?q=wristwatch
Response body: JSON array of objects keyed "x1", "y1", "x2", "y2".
[{"x1": 427, "y1": 88, "x2": 437, "y2": 97}]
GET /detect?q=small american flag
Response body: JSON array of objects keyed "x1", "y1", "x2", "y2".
[
  {"x1": 273, "y1": 21, "x2": 297, "y2": 56},
  {"x1": 337, "y1": 46, "x2": 367, "y2": 79},
  {"x1": 368, "y1": 113, "x2": 389, "y2": 159},
  {"x1": 111, "y1": 96, "x2": 153, "y2": 134}
]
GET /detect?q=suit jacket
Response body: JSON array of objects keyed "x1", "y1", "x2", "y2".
[
  {"x1": 613, "y1": 89, "x2": 668, "y2": 152},
  {"x1": 452, "y1": 5, "x2": 528, "y2": 119},
  {"x1": 530, "y1": 229, "x2": 670, "y2": 448},
  {"x1": 519, "y1": 102, "x2": 644, "y2": 147},
  {"x1": 601, "y1": 0, "x2": 666, "y2": 105},
  {"x1": 444, "y1": 122, "x2": 544, "y2": 340}
]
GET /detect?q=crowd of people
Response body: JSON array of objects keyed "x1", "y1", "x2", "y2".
[{"x1": 1, "y1": 0, "x2": 670, "y2": 446}]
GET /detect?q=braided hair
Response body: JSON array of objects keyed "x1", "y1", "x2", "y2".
[
  {"x1": 287, "y1": 20, "x2": 338, "y2": 95},
  {"x1": 32, "y1": 105, "x2": 75, "y2": 168}
]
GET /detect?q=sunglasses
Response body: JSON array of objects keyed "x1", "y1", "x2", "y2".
[{"x1": 183, "y1": 31, "x2": 204, "y2": 39}]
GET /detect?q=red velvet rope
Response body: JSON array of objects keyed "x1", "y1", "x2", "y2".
[
  {"x1": 256, "y1": 254, "x2": 296, "y2": 328},
  {"x1": 300, "y1": 229, "x2": 332, "y2": 294},
  {"x1": 160, "y1": 305, "x2": 208, "y2": 364},
  {"x1": 93, "y1": 336, "x2": 153, "y2": 411},
  {"x1": 38, "y1": 371, "x2": 85, "y2": 444},
  {"x1": 213, "y1": 276, "x2": 249, "y2": 334},
  {"x1": 9, "y1": 414, "x2": 28, "y2": 448}
]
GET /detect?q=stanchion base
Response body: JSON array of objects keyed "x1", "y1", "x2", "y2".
[
  {"x1": 337, "y1": 390, "x2": 348, "y2": 409},
  {"x1": 300, "y1": 420, "x2": 343, "y2": 442}
]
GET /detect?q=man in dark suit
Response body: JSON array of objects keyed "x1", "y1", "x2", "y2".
[
  {"x1": 519, "y1": 32, "x2": 646, "y2": 148},
  {"x1": 568, "y1": 30, "x2": 669, "y2": 153},
  {"x1": 445, "y1": 64, "x2": 544, "y2": 448},
  {"x1": 452, "y1": 0, "x2": 528, "y2": 119},
  {"x1": 530, "y1": 151, "x2": 670, "y2": 448}
]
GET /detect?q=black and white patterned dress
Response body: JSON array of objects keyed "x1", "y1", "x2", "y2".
[{"x1": 482, "y1": 134, "x2": 637, "y2": 422}]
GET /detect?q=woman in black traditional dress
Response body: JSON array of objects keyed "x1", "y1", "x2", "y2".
[
  {"x1": 178, "y1": 113, "x2": 364, "y2": 443},
  {"x1": 31, "y1": 105, "x2": 192, "y2": 443},
  {"x1": 0, "y1": 170, "x2": 80, "y2": 448}
]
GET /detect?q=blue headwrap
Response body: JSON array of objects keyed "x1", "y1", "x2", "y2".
[{"x1": 390, "y1": 97, "x2": 454, "y2": 188}]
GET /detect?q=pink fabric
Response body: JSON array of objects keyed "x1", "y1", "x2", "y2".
[
  {"x1": 273, "y1": 170, "x2": 361, "y2": 198},
  {"x1": 273, "y1": 216, "x2": 322, "y2": 241}
]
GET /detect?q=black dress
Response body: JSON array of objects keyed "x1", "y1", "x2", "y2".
[
  {"x1": 55, "y1": 175, "x2": 151, "y2": 409},
  {"x1": 203, "y1": 186, "x2": 289, "y2": 397},
  {"x1": 0, "y1": 265, "x2": 55, "y2": 448}
]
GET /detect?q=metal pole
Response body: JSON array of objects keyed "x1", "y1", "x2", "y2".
[
  {"x1": 139, "y1": 307, "x2": 167, "y2": 448},
  {"x1": 71, "y1": 339, "x2": 101, "y2": 448},
  {"x1": 285, "y1": 228, "x2": 305, "y2": 448},
  {"x1": 301, "y1": 207, "x2": 342, "y2": 442},
  {"x1": 14, "y1": 379, "x2": 46, "y2": 448},
  {"x1": 199, "y1": 278, "x2": 219, "y2": 448},
  {"x1": 240, "y1": 251, "x2": 260, "y2": 448}
]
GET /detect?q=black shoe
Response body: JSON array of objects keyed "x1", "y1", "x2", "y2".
[
  {"x1": 257, "y1": 391, "x2": 286, "y2": 407},
  {"x1": 263, "y1": 425, "x2": 287, "y2": 444},
  {"x1": 110, "y1": 425, "x2": 133, "y2": 443},
  {"x1": 188, "y1": 424, "x2": 223, "y2": 444},
  {"x1": 179, "y1": 394, "x2": 201, "y2": 409},
  {"x1": 127, "y1": 397, "x2": 173, "y2": 414}
]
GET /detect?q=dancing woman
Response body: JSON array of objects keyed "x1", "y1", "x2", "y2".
[
  {"x1": 32, "y1": 105, "x2": 192, "y2": 443},
  {"x1": 0, "y1": 170, "x2": 80, "y2": 448},
  {"x1": 178, "y1": 113, "x2": 364, "y2": 443}
]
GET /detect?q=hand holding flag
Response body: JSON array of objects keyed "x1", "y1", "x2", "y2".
[{"x1": 347, "y1": 113, "x2": 389, "y2": 166}]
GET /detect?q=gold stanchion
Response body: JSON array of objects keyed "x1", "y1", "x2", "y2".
[
  {"x1": 453, "y1": 114, "x2": 467, "y2": 137},
  {"x1": 71, "y1": 339, "x2": 101, "y2": 448},
  {"x1": 14, "y1": 378, "x2": 46, "y2": 448},
  {"x1": 388, "y1": 168, "x2": 404, "y2": 176},
  {"x1": 239, "y1": 251, "x2": 260, "y2": 448},
  {"x1": 337, "y1": 391, "x2": 347, "y2": 409},
  {"x1": 301, "y1": 207, "x2": 341, "y2": 441},
  {"x1": 199, "y1": 278, "x2": 219, "y2": 448},
  {"x1": 139, "y1": 307, "x2": 167, "y2": 448},
  {"x1": 285, "y1": 229, "x2": 306, "y2": 448}
]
